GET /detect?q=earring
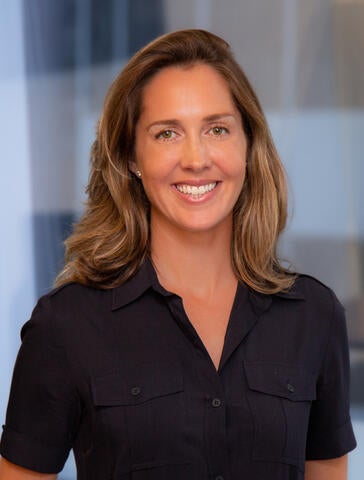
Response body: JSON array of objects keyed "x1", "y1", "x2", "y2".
[{"x1": 136, "y1": 170, "x2": 142, "y2": 178}]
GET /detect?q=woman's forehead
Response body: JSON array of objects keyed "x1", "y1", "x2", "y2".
[{"x1": 138, "y1": 64, "x2": 237, "y2": 121}]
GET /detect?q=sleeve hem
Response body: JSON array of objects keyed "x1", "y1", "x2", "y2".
[
  {"x1": 0, "y1": 425, "x2": 70, "y2": 474},
  {"x1": 305, "y1": 419, "x2": 357, "y2": 460}
]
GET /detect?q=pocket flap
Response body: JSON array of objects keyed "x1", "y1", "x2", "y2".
[
  {"x1": 244, "y1": 361, "x2": 316, "y2": 401},
  {"x1": 92, "y1": 363, "x2": 184, "y2": 406}
]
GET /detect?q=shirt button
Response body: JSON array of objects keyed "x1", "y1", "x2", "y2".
[
  {"x1": 131, "y1": 386, "x2": 141, "y2": 396},
  {"x1": 287, "y1": 383, "x2": 295, "y2": 393},
  {"x1": 211, "y1": 397, "x2": 222, "y2": 408}
]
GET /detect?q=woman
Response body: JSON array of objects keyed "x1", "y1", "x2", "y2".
[{"x1": 0, "y1": 29, "x2": 356, "y2": 480}]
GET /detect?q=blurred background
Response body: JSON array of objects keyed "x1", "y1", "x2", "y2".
[{"x1": 0, "y1": 0, "x2": 363, "y2": 478}]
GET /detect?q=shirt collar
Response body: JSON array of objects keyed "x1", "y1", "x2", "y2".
[
  {"x1": 111, "y1": 258, "x2": 305, "y2": 311},
  {"x1": 111, "y1": 257, "x2": 176, "y2": 310},
  {"x1": 111, "y1": 258, "x2": 156, "y2": 310}
]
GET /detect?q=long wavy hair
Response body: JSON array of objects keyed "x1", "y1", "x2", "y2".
[{"x1": 55, "y1": 29, "x2": 295, "y2": 294}]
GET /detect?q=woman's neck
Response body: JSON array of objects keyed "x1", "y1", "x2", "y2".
[{"x1": 150, "y1": 217, "x2": 236, "y2": 300}]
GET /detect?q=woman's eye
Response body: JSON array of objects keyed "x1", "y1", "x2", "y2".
[
  {"x1": 210, "y1": 126, "x2": 228, "y2": 136},
  {"x1": 156, "y1": 130, "x2": 175, "y2": 140}
]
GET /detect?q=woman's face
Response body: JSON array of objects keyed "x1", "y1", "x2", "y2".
[{"x1": 132, "y1": 63, "x2": 247, "y2": 236}]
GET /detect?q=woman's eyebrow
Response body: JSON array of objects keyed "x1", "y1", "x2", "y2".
[
  {"x1": 203, "y1": 113, "x2": 236, "y2": 122},
  {"x1": 147, "y1": 119, "x2": 181, "y2": 130}
]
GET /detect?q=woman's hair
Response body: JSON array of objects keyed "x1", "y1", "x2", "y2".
[{"x1": 55, "y1": 29, "x2": 296, "y2": 294}]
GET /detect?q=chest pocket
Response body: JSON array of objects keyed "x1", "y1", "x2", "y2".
[
  {"x1": 244, "y1": 361, "x2": 316, "y2": 472},
  {"x1": 91, "y1": 362, "x2": 185, "y2": 469},
  {"x1": 92, "y1": 367, "x2": 183, "y2": 406}
]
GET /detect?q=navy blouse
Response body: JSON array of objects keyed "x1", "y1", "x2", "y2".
[{"x1": 0, "y1": 258, "x2": 356, "y2": 479}]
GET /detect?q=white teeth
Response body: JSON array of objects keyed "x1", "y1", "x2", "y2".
[{"x1": 176, "y1": 182, "x2": 217, "y2": 197}]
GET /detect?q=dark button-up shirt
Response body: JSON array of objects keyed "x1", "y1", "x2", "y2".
[{"x1": 0, "y1": 259, "x2": 356, "y2": 479}]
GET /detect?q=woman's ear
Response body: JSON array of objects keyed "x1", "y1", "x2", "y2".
[{"x1": 129, "y1": 161, "x2": 142, "y2": 178}]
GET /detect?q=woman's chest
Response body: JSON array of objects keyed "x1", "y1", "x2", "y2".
[{"x1": 71, "y1": 295, "x2": 323, "y2": 478}]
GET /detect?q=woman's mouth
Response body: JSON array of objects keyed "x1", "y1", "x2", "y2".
[{"x1": 174, "y1": 182, "x2": 218, "y2": 199}]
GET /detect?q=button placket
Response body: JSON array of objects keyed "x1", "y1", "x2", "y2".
[
  {"x1": 166, "y1": 294, "x2": 231, "y2": 478},
  {"x1": 204, "y1": 393, "x2": 228, "y2": 480}
]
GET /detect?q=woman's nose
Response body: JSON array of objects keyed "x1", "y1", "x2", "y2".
[{"x1": 180, "y1": 137, "x2": 211, "y2": 171}]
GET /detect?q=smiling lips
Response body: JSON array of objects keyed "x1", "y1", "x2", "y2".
[{"x1": 174, "y1": 182, "x2": 218, "y2": 199}]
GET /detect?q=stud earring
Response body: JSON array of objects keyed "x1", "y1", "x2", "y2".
[{"x1": 136, "y1": 170, "x2": 142, "y2": 178}]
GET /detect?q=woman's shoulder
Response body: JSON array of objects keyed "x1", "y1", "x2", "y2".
[
  {"x1": 25, "y1": 282, "x2": 113, "y2": 336},
  {"x1": 276, "y1": 272, "x2": 344, "y2": 320},
  {"x1": 291, "y1": 272, "x2": 335, "y2": 294},
  {"x1": 45, "y1": 280, "x2": 112, "y2": 306},
  {"x1": 293, "y1": 272, "x2": 340, "y2": 300}
]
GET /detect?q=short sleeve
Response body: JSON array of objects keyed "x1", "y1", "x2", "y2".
[
  {"x1": 305, "y1": 290, "x2": 357, "y2": 459},
  {"x1": 0, "y1": 295, "x2": 81, "y2": 473}
]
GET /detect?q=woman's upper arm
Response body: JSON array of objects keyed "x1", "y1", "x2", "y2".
[
  {"x1": 305, "y1": 291, "x2": 356, "y2": 460},
  {"x1": 305, "y1": 454, "x2": 348, "y2": 480},
  {"x1": 0, "y1": 457, "x2": 57, "y2": 480},
  {"x1": 0, "y1": 295, "x2": 79, "y2": 472}
]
